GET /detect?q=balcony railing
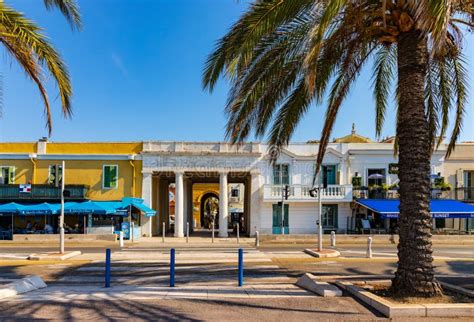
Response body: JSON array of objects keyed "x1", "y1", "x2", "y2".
[
  {"x1": 0, "y1": 184, "x2": 88, "y2": 200},
  {"x1": 353, "y1": 188, "x2": 453, "y2": 200},
  {"x1": 263, "y1": 184, "x2": 352, "y2": 202}
]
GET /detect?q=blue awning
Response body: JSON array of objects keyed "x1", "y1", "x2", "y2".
[
  {"x1": 0, "y1": 198, "x2": 156, "y2": 217},
  {"x1": 21, "y1": 203, "x2": 60, "y2": 215},
  {"x1": 65, "y1": 201, "x2": 120, "y2": 215},
  {"x1": 356, "y1": 199, "x2": 474, "y2": 219},
  {"x1": 0, "y1": 202, "x2": 25, "y2": 215},
  {"x1": 120, "y1": 198, "x2": 156, "y2": 217}
]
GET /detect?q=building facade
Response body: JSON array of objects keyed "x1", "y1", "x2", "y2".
[{"x1": 1, "y1": 135, "x2": 473, "y2": 238}]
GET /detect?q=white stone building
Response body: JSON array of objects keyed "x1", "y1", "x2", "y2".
[{"x1": 140, "y1": 136, "x2": 473, "y2": 237}]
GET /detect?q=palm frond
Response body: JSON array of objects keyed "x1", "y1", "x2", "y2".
[
  {"x1": 203, "y1": 0, "x2": 314, "y2": 91},
  {"x1": 43, "y1": 0, "x2": 82, "y2": 29},
  {"x1": 372, "y1": 44, "x2": 396, "y2": 138},
  {"x1": 0, "y1": 3, "x2": 73, "y2": 133},
  {"x1": 446, "y1": 53, "x2": 468, "y2": 157}
]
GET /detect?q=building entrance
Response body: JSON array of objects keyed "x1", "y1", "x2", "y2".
[{"x1": 153, "y1": 171, "x2": 251, "y2": 237}]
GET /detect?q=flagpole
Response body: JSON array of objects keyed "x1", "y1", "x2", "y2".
[{"x1": 59, "y1": 161, "x2": 65, "y2": 254}]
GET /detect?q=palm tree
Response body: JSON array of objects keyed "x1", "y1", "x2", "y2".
[
  {"x1": 0, "y1": 0, "x2": 81, "y2": 134},
  {"x1": 203, "y1": 0, "x2": 472, "y2": 297}
]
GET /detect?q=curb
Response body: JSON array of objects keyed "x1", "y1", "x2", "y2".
[
  {"x1": 0, "y1": 275, "x2": 47, "y2": 300},
  {"x1": 296, "y1": 273, "x2": 342, "y2": 297},
  {"x1": 28, "y1": 251, "x2": 82, "y2": 261},
  {"x1": 304, "y1": 248, "x2": 340, "y2": 258}
]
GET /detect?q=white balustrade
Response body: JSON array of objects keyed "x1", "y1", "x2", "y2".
[{"x1": 263, "y1": 184, "x2": 352, "y2": 201}]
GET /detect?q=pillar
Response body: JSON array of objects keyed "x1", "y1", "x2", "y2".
[
  {"x1": 250, "y1": 171, "x2": 261, "y2": 235},
  {"x1": 219, "y1": 172, "x2": 228, "y2": 237},
  {"x1": 141, "y1": 172, "x2": 153, "y2": 237},
  {"x1": 175, "y1": 171, "x2": 184, "y2": 237}
]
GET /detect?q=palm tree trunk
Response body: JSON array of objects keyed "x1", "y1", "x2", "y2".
[{"x1": 390, "y1": 30, "x2": 443, "y2": 297}]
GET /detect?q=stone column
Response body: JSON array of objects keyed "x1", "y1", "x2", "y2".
[
  {"x1": 174, "y1": 171, "x2": 184, "y2": 237},
  {"x1": 219, "y1": 172, "x2": 228, "y2": 238},
  {"x1": 250, "y1": 171, "x2": 261, "y2": 235},
  {"x1": 141, "y1": 172, "x2": 153, "y2": 237}
]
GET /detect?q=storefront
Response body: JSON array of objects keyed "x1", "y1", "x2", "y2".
[
  {"x1": 0, "y1": 198, "x2": 156, "y2": 240},
  {"x1": 355, "y1": 199, "x2": 474, "y2": 234}
]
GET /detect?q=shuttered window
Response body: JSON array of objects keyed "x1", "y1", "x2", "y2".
[
  {"x1": 103, "y1": 165, "x2": 118, "y2": 189},
  {"x1": 273, "y1": 164, "x2": 289, "y2": 185},
  {"x1": 0, "y1": 166, "x2": 15, "y2": 184}
]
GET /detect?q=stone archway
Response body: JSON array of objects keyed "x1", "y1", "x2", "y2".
[{"x1": 200, "y1": 192, "x2": 219, "y2": 229}]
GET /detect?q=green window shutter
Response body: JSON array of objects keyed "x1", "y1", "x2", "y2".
[
  {"x1": 110, "y1": 166, "x2": 118, "y2": 188},
  {"x1": 104, "y1": 165, "x2": 118, "y2": 189},
  {"x1": 8, "y1": 167, "x2": 15, "y2": 184},
  {"x1": 48, "y1": 166, "x2": 54, "y2": 184},
  {"x1": 104, "y1": 166, "x2": 111, "y2": 188}
]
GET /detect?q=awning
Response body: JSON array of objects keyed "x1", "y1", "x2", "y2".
[
  {"x1": 0, "y1": 198, "x2": 156, "y2": 217},
  {"x1": 0, "y1": 202, "x2": 25, "y2": 214},
  {"x1": 121, "y1": 198, "x2": 156, "y2": 217},
  {"x1": 65, "y1": 201, "x2": 119, "y2": 215},
  {"x1": 355, "y1": 199, "x2": 474, "y2": 219},
  {"x1": 21, "y1": 203, "x2": 60, "y2": 215}
]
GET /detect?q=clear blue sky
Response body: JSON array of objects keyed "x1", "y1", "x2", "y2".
[{"x1": 1, "y1": 0, "x2": 473, "y2": 143}]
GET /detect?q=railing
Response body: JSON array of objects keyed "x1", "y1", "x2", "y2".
[
  {"x1": 353, "y1": 188, "x2": 399, "y2": 199},
  {"x1": 353, "y1": 188, "x2": 454, "y2": 200},
  {"x1": 454, "y1": 187, "x2": 474, "y2": 203},
  {"x1": 0, "y1": 184, "x2": 88, "y2": 200},
  {"x1": 263, "y1": 184, "x2": 352, "y2": 201}
]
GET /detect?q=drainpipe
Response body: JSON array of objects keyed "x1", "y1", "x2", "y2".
[
  {"x1": 29, "y1": 154, "x2": 37, "y2": 184},
  {"x1": 129, "y1": 155, "x2": 136, "y2": 197}
]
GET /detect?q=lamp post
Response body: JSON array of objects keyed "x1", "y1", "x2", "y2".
[
  {"x1": 310, "y1": 166, "x2": 323, "y2": 252},
  {"x1": 59, "y1": 160, "x2": 65, "y2": 254}
]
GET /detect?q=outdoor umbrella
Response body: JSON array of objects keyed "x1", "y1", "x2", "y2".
[
  {"x1": 21, "y1": 203, "x2": 60, "y2": 215},
  {"x1": 65, "y1": 201, "x2": 115, "y2": 215},
  {"x1": 368, "y1": 173, "x2": 385, "y2": 179}
]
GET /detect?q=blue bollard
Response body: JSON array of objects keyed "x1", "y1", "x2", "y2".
[
  {"x1": 238, "y1": 248, "x2": 243, "y2": 287},
  {"x1": 170, "y1": 248, "x2": 175, "y2": 287},
  {"x1": 105, "y1": 248, "x2": 111, "y2": 288}
]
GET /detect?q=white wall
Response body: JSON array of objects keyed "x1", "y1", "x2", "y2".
[{"x1": 259, "y1": 201, "x2": 351, "y2": 234}]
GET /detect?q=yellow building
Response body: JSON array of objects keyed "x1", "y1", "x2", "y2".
[{"x1": 0, "y1": 139, "x2": 142, "y2": 201}]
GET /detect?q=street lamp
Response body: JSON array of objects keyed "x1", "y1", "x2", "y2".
[
  {"x1": 309, "y1": 166, "x2": 332, "y2": 252},
  {"x1": 59, "y1": 160, "x2": 65, "y2": 254}
]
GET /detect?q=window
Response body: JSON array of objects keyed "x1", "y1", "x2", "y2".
[
  {"x1": 48, "y1": 165, "x2": 63, "y2": 185},
  {"x1": 231, "y1": 188, "x2": 239, "y2": 198},
  {"x1": 103, "y1": 165, "x2": 118, "y2": 189},
  {"x1": 367, "y1": 169, "x2": 386, "y2": 186},
  {"x1": 0, "y1": 166, "x2": 15, "y2": 184},
  {"x1": 322, "y1": 204, "x2": 338, "y2": 228},
  {"x1": 273, "y1": 164, "x2": 289, "y2": 185},
  {"x1": 321, "y1": 165, "x2": 337, "y2": 185}
]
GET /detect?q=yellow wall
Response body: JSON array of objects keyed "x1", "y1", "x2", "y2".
[
  {"x1": 34, "y1": 160, "x2": 142, "y2": 200},
  {"x1": 0, "y1": 143, "x2": 36, "y2": 153},
  {"x1": 46, "y1": 142, "x2": 142, "y2": 154},
  {"x1": 0, "y1": 160, "x2": 33, "y2": 184},
  {"x1": 0, "y1": 142, "x2": 143, "y2": 201},
  {"x1": 192, "y1": 183, "x2": 219, "y2": 227}
]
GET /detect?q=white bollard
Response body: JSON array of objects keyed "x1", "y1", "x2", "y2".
[
  {"x1": 186, "y1": 222, "x2": 189, "y2": 243},
  {"x1": 367, "y1": 236, "x2": 373, "y2": 258},
  {"x1": 236, "y1": 223, "x2": 240, "y2": 244},
  {"x1": 162, "y1": 222, "x2": 165, "y2": 243},
  {"x1": 119, "y1": 231, "x2": 124, "y2": 248},
  {"x1": 212, "y1": 222, "x2": 215, "y2": 243},
  {"x1": 131, "y1": 222, "x2": 135, "y2": 243},
  {"x1": 330, "y1": 231, "x2": 336, "y2": 247},
  {"x1": 255, "y1": 231, "x2": 259, "y2": 247}
]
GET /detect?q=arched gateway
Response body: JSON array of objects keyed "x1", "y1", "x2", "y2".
[{"x1": 140, "y1": 141, "x2": 262, "y2": 238}]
